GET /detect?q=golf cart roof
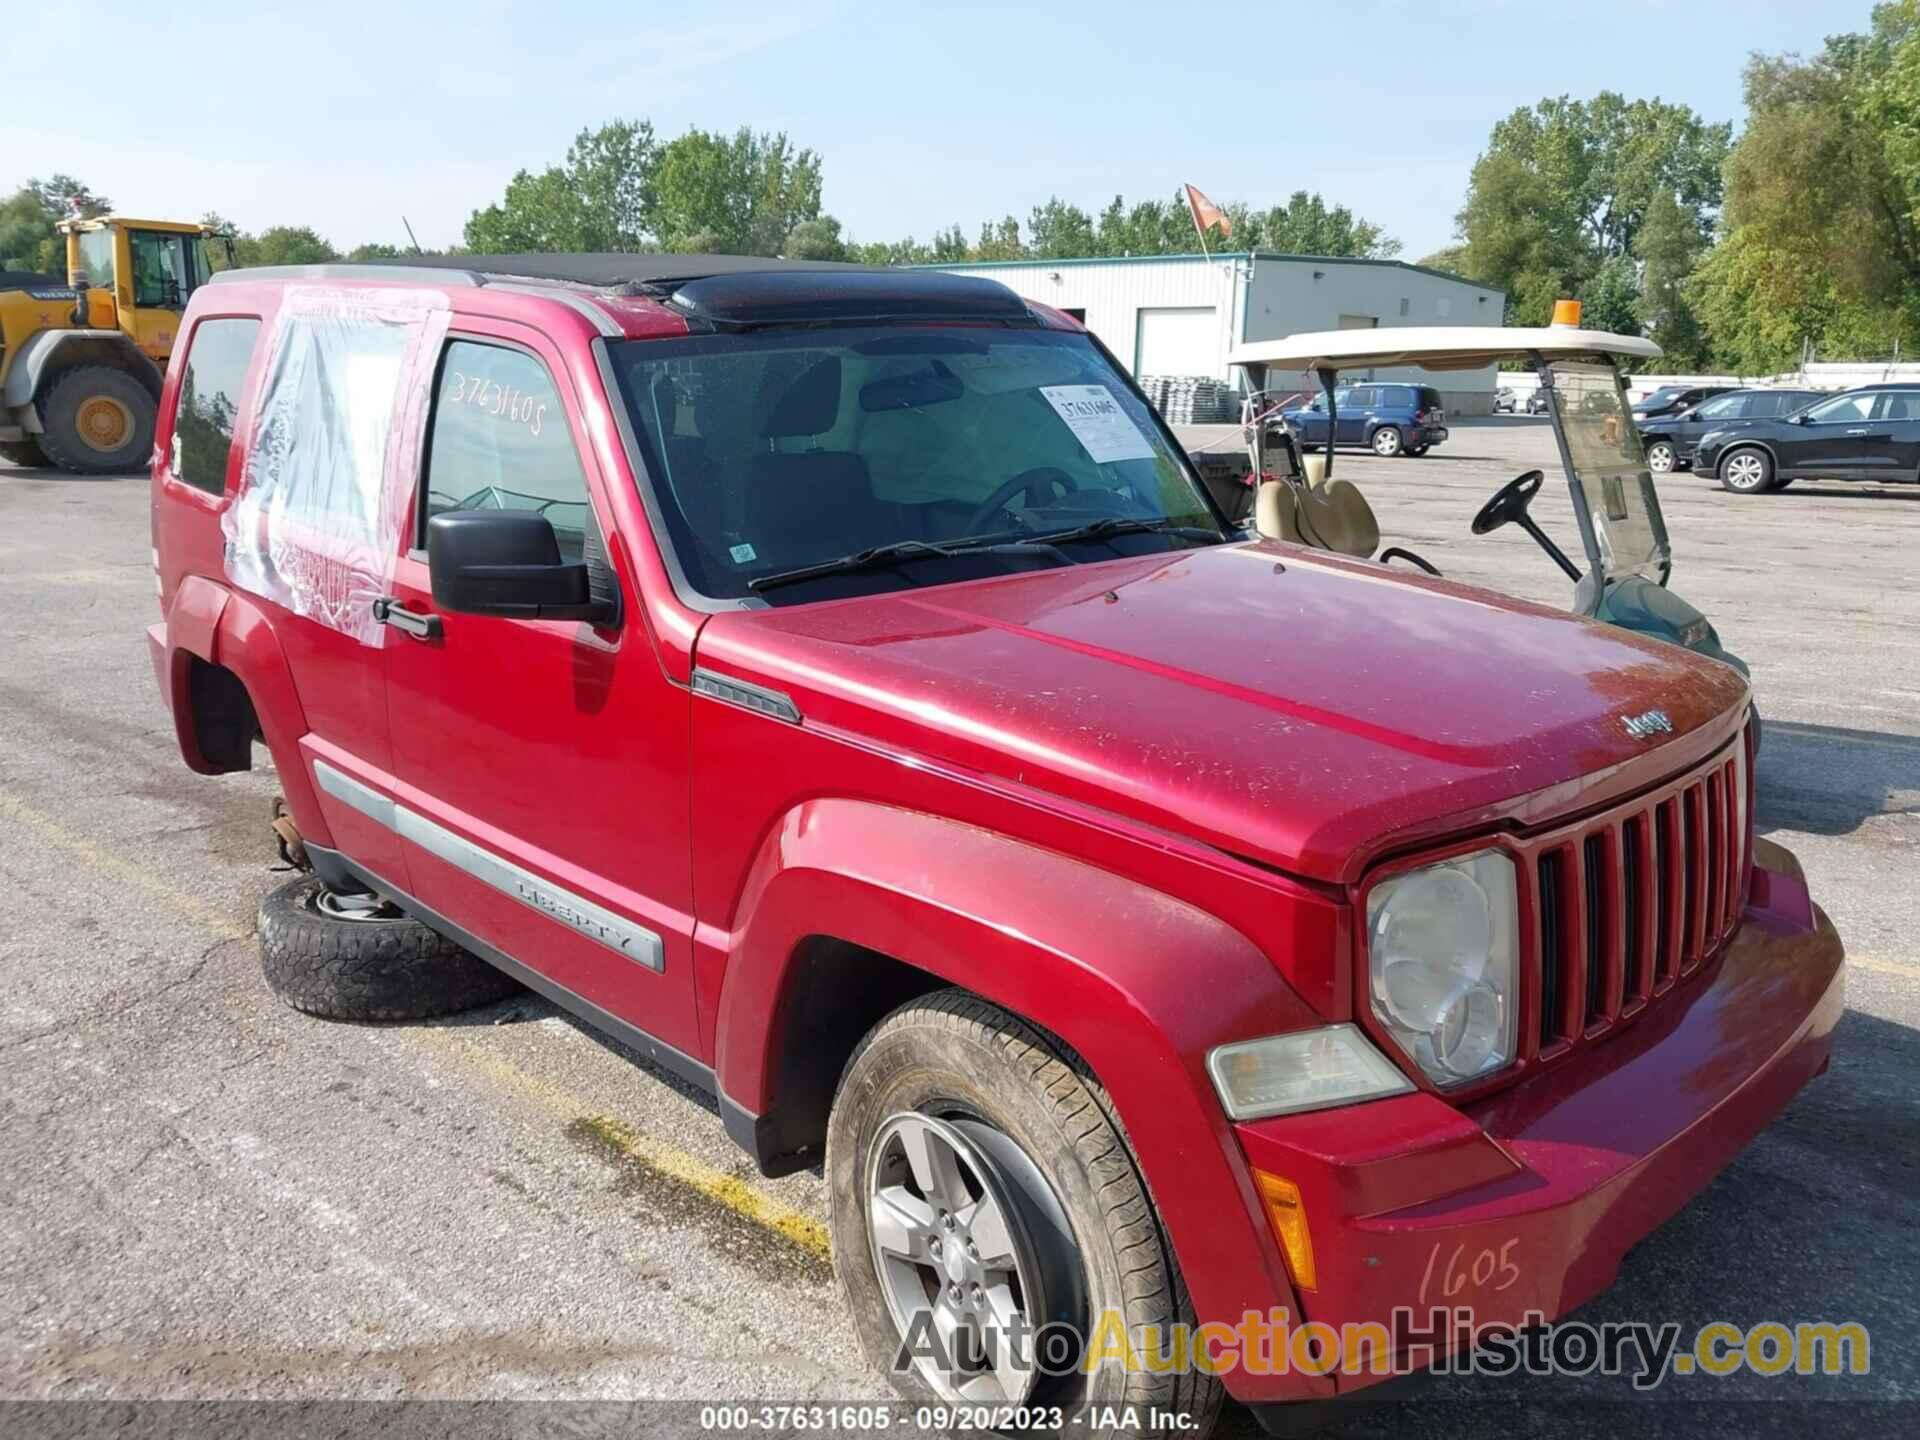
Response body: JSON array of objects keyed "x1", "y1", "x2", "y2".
[{"x1": 1229, "y1": 325, "x2": 1661, "y2": 373}]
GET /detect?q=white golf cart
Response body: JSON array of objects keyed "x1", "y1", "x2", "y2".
[{"x1": 1226, "y1": 318, "x2": 1748, "y2": 675}]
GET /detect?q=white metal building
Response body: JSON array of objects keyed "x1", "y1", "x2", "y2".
[{"x1": 931, "y1": 252, "x2": 1509, "y2": 413}]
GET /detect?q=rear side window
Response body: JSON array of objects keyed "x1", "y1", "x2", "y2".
[
  {"x1": 1417, "y1": 387, "x2": 1442, "y2": 410},
  {"x1": 174, "y1": 317, "x2": 259, "y2": 494},
  {"x1": 423, "y1": 341, "x2": 591, "y2": 561}
]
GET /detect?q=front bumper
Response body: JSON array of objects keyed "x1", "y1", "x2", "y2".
[{"x1": 1222, "y1": 840, "x2": 1842, "y2": 1401}]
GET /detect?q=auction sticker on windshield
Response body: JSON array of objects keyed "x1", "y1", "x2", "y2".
[{"x1": 1040, "y1": 385, "x2": 1155, "y2": 464}]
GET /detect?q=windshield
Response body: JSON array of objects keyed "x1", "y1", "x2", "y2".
[
  {"x1": 608, "y1": 326, "x2": 1224, "y2": 603},
  {"x1": 1543, "y1": 361, "x2": 1671, "y2": 586}
]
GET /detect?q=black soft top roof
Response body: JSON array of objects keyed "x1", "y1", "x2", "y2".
[
  {"x1": 383, "y1": 252, "x2": 877, "y2": 287},
  {"x1": 209, "y1": 252, "x2": 1036, "y2": 329}
]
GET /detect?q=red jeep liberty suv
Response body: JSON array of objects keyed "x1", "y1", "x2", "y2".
[{"x1": 147, "y1": 254, "x2": 1843, "y2": 1434}]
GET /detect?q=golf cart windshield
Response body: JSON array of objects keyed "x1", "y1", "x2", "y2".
[{"x1": 1542, "y1": 360, "x2": 1671, "y2": 586}]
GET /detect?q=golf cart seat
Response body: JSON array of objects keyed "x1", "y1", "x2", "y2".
[{"x1": 1254, "y1": 456, "x2": 1381, "y2": 559}]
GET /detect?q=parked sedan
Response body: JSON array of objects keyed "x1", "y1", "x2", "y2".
[
  {"x1": 1631, "y1": 383, "x2": 1735, "y2": 422},
  {"x1": 1694, "y1": 384, "x2": 1920, "y2": 493},
  {"x1": 1637, "y1": 387, "x2": 1825, "y2": 473}
]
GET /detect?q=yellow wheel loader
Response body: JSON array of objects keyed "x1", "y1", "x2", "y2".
[{"x1": 0, "y1": 216, "x2": 234, "y2": 474}]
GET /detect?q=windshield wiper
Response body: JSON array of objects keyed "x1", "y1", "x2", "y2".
[
  {"x1": 747, "y1": 536, "x2": 1068, "y2": 594},
  {"x1": 1024, "y1": 516, "x2": 1226, "y2": 549}
]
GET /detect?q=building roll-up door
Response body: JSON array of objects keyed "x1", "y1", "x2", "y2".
[{"x1": 1133, "y1": 306, "x2": 1219, "y2": 378}]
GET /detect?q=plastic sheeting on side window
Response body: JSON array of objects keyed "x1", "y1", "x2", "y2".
[{"x1": 223, "y1": 287, "x2": 450, "y2": 646}]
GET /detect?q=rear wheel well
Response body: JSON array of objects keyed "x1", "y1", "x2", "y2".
[
  {"x1": 738, "y1": 938, "x2": 951, "y2": 1176},
  {"x1": 185, "y1": 656, "x2": 260, "y2": 772}
]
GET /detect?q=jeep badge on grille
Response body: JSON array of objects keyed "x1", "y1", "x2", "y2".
[{"x1": 1621, "y1": 709, "x2": 1674, "y2": 739}]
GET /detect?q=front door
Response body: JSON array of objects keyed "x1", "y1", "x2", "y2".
[
  {"x1": 124, "y1": 229, "x2": 194, "y2": 361},
  {"x1": 381, "y1": 321, "x2": 701, "y2": 1060},
  {"x1": 1781, "y1": 392, "x2": 1879, "y2": 479}
]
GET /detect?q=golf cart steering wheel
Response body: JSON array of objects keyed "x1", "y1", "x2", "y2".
[
  {"x1": 1472, "y1": 470, "x2": 1545, "y2": 536},
  {"x1": 964, "y1": 466, "x2": 1080, "y2": 534}
]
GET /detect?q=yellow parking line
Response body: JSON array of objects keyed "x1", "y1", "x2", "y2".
[
  {"x1": 407, "y1": 1028, "x2": 832, "y2": 1259},
  {"x1": 0, "y1": 785, "x2": 827, "y2": 1259},
  {"x1": 1847, "y1": 954, "x2": 1920, "y2": 980},
  {"x1": 0, "y1": 789, "x2": 251, "y2": 942}
]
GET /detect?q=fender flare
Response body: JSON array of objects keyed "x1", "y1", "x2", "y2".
[
  {"x1": 1, "y1": 328, "x2": 164, "y2": 410},
  {"x1": 160, "y1": 577, "x2": 329, "y2": 846},
  {"x1": 213, "y1": 591, "x2": 328, "y2": 845},
  {"x1": 712, "y1": 798, "x2": 1325, "y2": 1347}
]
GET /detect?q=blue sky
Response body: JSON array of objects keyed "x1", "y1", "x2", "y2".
[{"x1": 5, "y1": 1, "x2": 1861, "y2": 261}]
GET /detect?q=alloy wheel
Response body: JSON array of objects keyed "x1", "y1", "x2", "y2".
[
  {"x1": 1724, "y1": 451, "x2": 1770, "y2": 493},
  {"x1": 1646, "y1": 441, "x2": 1676, "y2": 473},
  {"x1": 1372, "y1": 428, "x2": 1402, "y2": 457},
  {"x1": 866, "y1": 1111, "x2": 1077, "y2": 1404}
]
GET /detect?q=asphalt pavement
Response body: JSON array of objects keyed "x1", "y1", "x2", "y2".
[{"x1": 2, "y1": 422, "x2": 1915, "y2": 1434}]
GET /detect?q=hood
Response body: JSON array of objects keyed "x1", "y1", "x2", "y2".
[{"x1": 694, "y1": 542, "x2": 1749, "y2": 883}]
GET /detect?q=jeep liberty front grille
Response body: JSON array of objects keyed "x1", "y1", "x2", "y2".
[{"x1": 1530, "y1": 723, "x2": 1754, "y2": 1057}]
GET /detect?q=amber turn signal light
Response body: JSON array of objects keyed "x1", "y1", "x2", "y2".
[
  {"x1": 1253, "y1": 1169, "x2": 1316, "y2": 1291},
  {"x1": 1550, "y1": 298, "x2": 1583, "y2": 328}
]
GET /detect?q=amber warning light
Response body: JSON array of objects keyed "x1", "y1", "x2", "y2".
[{"x1": 1550, "y1": 298, "x2": 1583, "y2": 328}]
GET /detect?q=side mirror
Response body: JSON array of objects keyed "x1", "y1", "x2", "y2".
[
  {"x1": 1789, "y1": 413, "x2": 1809, "y2": 425},
  {"x1": 427, "y1": 510, "x2": 613, "y2": 623}
]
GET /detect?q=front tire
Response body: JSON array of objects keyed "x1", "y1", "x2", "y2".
[
  {"x1": 828, "y1": 991, "x2": 1222, "y2": 1437},
  {"x1": 1646, "y1": 439, "x2": 1677, "y2": 474},
  {"x1": 1719, "y1": 447, "x2": 1774, "y2": 494},
  {"x1": 258, "y1": 874, "x2": 520, "y2": 1021},
  {"x1": 1371, "y1": 426, "x2": 1404, "y2": 457},
  {"x1": 35, "y1": 366, "x2": 156, "y2": 475}
]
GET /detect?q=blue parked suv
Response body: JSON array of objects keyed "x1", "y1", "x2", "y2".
[{"x1": 1282, "y1": 382, "x2": 1448, "y2": 457}]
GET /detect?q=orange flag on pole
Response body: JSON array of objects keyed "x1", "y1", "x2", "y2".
[{"x1": 1184, "y1": 184, "x2": 1233, "y2": 240}]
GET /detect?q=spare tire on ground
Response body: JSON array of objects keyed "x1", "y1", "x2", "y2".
[{"x1": 258, "y1": 874, "x2": 519, "y2": 1021}]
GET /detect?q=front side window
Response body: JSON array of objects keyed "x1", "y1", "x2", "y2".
[
  {"x1": 129, "y1": 230, "x2": 190, "y2": 308},
  {"x1": 1695, "y1": 393, "x2": 1746, "y2": 420},
  {"x1": 174, "y1": 318, "x2": 260, "y2": 494},
  {"x1": 423, "y1": 341, "x2": 591, "y2": 561},
  {"x1": 1805, "y1": 393, "x2": 1874, "y2": 424},
  {"x1": 607, "y1": 325, "x2": 1223, "y2": 603},
  {"x1": 74, "y1": 230, "x2": 115, "y2": 286}
]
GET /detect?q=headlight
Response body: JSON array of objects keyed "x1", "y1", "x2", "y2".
[
  {"x1": 1366, "y1": 849, "x2": 1519, "y2": 1086},
  {"x1": 1208, "y1": 1024, "x2": 1413, "y2": 1120}
]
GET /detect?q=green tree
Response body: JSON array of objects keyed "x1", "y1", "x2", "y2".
[
  {"x1": 1247, "y1": 191, "x2": 1400, "y2": 258},
  {"x1": 234, "y1": 226, "x2": 339, "y2": 267},
  {"x1": 652, "y1": 127, "x2": 823, "y2": 255},
  {"x1": 465, "y1": 119, "x2": 658, "y2": 253},
  {"x1": 1634, "y1": 189, "x2": 1708, "y2": 365},
  {"x1": 0, "y1": 174, "x2": 110, "y2": 272},
  {"x1": 1692, "y1": 3, "x2": 1920, "y2": 370},
  {"x1": 972, "y1": 215, "x2": 1026, "y2": 261},
  {"x1": 1455, "y1": 92, "x2": 1731, "y2": 324},
  {"x1": 783, "y1": 215, "x2": 848, "y2": 261},
  {"x1": 1027, "y1": 197, "x2": 1097, "y2": 258},
  {"x1": 344, "y1": 241, "x2": 407, "y2": 262}
]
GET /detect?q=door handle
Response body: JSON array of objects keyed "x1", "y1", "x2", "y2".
[
  {"x1": 372, "y1": 597, "x2": 443, "y2": 640},
  {"x1": 1845, "y1": 427, "x2": 1873, "y2": 435}
]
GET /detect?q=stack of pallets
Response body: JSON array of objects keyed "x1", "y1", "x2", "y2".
[{"x1": 1139, "y1": 375, "x2": 1236, "y2": 425}]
